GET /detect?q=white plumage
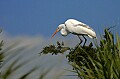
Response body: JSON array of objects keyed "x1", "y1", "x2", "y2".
[{"x1": 52, "y1": 19, "x2": 96, "y2": 45}]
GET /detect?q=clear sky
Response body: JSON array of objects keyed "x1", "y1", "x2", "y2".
[{"x1": 0, "y1": 0, "x2": 120, "y2": 36}]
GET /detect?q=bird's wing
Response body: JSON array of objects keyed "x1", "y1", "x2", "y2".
[
  {"x1": 66, "y1": 19, "x2": 94, "y2": 31},
  {"x1": 75, "y1": 24, "x2": 94, "y2": 31}
]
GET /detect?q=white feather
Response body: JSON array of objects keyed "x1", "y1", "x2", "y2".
[{"x1": 64, "y1": 19, "x2": 96, "y2": 38}]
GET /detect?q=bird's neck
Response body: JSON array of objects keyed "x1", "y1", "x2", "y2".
[{"x1": 60, "y1": 26, "x2": 69, "y2": 36}]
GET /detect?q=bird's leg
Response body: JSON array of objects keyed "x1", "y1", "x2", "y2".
[
  {"x1": 78, "y1": 35, "x2": 83, "y2": 45},
  {"x1": 82, "y1": 35, "x2": 87, "y2": 46},
  {"x1": 73, "y1": 35, "x2": 82, "y2": 53}
]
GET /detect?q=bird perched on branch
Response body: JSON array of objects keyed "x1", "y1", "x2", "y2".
[{"x1": 52, "y1": 19, "x2": 97, "y2": 46}]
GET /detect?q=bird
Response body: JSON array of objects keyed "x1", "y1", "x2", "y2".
[{"x1": 52, "y1": 19, "x2": 97, "y2": 46}]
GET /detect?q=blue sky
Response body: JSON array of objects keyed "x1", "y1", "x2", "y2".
[{"x1": 0, "y1": 0, "x2": 120, "y2": 37}]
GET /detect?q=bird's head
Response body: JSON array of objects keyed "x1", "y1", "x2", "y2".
[{"x1": 52, "y1": 24, "x2": 64, "y2": 38}]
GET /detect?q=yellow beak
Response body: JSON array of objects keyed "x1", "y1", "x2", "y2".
[{"x1": 51, "y1": 29, "x2": 59, "y2": 38}]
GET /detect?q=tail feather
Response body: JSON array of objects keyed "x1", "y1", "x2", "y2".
[
  {"x1": 88, "y1": 34, "x2": 97, "y2": 39},
  {"x1": 88, "y1": 35, "x2": 93, "y2": 38}
]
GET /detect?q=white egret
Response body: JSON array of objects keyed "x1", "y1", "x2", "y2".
[{"x1": 52, "y1": 19, "x2": 96, "y2": 46}]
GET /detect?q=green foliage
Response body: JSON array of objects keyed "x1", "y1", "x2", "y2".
[
  {"x1": 0, "y1": 40, "x2": 4, "y2": 66},
  {"x1": 66, "y1": 43, "x2": 97, "y2": 69},
  {"x1": 0, "y1": 31, "x2": 51, "y2": 79},
  {"x1": 40, "y1": 41, "x2": 70, "y2": 55},
  {"x1": 0, "y1": 29, "x2": 4, "y2": 66},
  {"x1": 41, "y1": 28, "x2": 120, "y2": 79}
]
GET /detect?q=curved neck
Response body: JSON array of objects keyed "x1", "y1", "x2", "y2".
[{"x1": 60, "y1": 25, "x2": 69, "y2": 36}]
